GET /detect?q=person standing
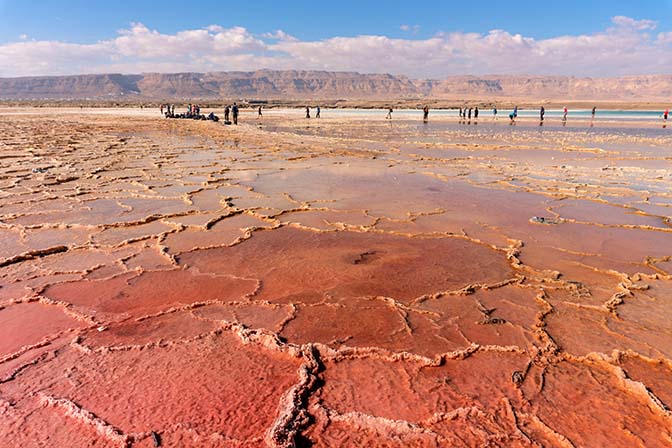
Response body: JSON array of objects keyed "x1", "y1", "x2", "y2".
[
  {"x1": 423, "y1": 105, "x2": 429, "y2": 122},
  {"x1": 474, "y1": 107, "x2": 479, "y2": 119},
  {"x1": 664, "y1": 108, "x2": 668, "y2": 121},
  {"x1": 305, "y1": 106, "x2": 310, "y2": 118},
  {"x1": 493, "y1": 107, "x2": 498, "y2": 120},
  {"x1": 258, "y1": 105, "x2": 263, "y2": 118},
  {"x1": 224, "y1": 105, "x2": 230, "y2": 123},
  {"x1": 468, "y1": 108, "x2": 472, "y2": 120},
  {"x1": 316, "y1": 105, "x2": 321, "y2": 118},
  {"x1": 386, "y1": 107, "x2": 393, "y2": 119},
  {"x1": 160, "y1": 104, "x2": 164, "y2": 115},
  {"x1": 232, "y1": 102, "x2": 239, "y2": 125},
  {"x1": 563, "y1": 106, "x2": 568, "y2": 121},
  {"x1": 591, "y1": 106, "x2": 596, "y2": 120},
  {"x1": 540, "y1": 106, "x2": 545, "y2": 122}
]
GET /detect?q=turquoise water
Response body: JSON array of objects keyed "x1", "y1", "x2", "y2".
[{"x1": 297, "y1": 108, "x2": 668, "y2": 121}]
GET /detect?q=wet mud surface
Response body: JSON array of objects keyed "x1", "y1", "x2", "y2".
[{"x1": 1, "y1": 110, "x2": 671, "y2": 446}]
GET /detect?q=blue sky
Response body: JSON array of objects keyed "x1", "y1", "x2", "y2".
[
  {"x1": 0, "y1": 1, "x2": 671, "y2": 77},
  {"x1": 1, "y1": 0, "x2": 669, "y2": 44}
]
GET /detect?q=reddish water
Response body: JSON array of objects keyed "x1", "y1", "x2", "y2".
[{"x1": 1, "y1": 112, "x2": 671, "y2": 447}]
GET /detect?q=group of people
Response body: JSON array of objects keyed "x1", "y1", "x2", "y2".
[
  {"x1": 459, "y1": 107, "x2": 480, "y2": 120},
  {"x1": 158, "y1": 103, "x2": 671, "y2": 126},
  {"x1": 161, "y1": 103, "x2": 219, "y2": 122},
  {"x1": 223, "y1": 103, "x2": 240, "y2": 124}
]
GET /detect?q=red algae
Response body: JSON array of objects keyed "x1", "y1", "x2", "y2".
[
  {"x1": 179, "y1": 226, "x2": 514, "y2": 304},
  {"x1": 42, "y1": 269, "x2": 259, "y2": 320},
  {"x1": 0, "y1": 302, "x2": 88, "y2": 358}
]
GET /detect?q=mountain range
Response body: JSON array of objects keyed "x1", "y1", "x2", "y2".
[{"x1": 1, "y1": 70, "x2": 671, "y2": 101}]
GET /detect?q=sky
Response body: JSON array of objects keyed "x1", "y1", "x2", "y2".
[{"x1": 0, "y1": 0, "x2": 671, "y2": 78}]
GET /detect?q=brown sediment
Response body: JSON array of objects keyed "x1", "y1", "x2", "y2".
[{"x1": 1, "y1": 109, "x2": 671, "y2": 447}]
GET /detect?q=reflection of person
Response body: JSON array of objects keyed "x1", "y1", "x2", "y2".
[{"x1": 386, "y1": 107, "x2": 392, "y2": 119}]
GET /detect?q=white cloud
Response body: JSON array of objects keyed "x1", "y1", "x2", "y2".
[
  {"x1": 611, "y1": 16, "x2": 657, "y2": 31},
  {"x1": 19, "y1": 34, "x2": 28, "y2": 40},
  {"x1": 0, "y1": 17, "x2": 670, "y2": 78},
  {"x1": 262, "y1": 30, "x2": 298, "y2": 42},
  {"x1": 400, "y1": 24, "x2": 421, "y2": 34}
]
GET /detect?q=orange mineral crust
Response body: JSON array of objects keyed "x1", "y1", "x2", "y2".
[{"x1": 1, "y1": 110, "x2": 672, "y2": 447}]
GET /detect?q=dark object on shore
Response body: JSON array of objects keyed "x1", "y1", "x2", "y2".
[
  {"x1": 165, "y1": 112, "x2": 219, "y2": 122},
  {"x1": 511, "y1": 371, "x2": 524, "y2": 387},
  {"x1": 151, "y1": 431, "x2": 161, "y2": 447}
]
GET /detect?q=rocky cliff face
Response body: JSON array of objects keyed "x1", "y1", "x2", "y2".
[{"x1": 1, "y1": 70, "x2": 671, "y2": 100}]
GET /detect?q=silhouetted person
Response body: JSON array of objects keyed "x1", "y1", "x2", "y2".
[
  {"x1": 305, "y1": 106, "x2": 310, "y2": 118},
  {"x1": 468, "y1": 108, "x2": 472, "y2": 120},
  {"x1": 458, "y1": 107, "x2": 463, "y2": 118},
  {"x1": 493, "y1": 107, "x2": 498, "y2": 119},
  {"x1": 258, "y1": 105, "x2": 262, "y2": 117},
  {"x1": 591, "y1": 106, "x2": 596, "y2": 120},
  {"x1": 664, "y1": 108, "x2": 669, "y2": 121},
  {"x1": 423, "y1": 105, "x2": 429, "y2": 122},
  {"x1": 316, "y1": 105, "x2": 321, "y2": 118},
  {"x1": 540, "y1": 106, "x2": 545, "y2": 122},
  {"x1": 224, "y1": 105, "x2": 230, "y2": 122},
  {"x1": 386, "y1": 107, "x2": 393, "y2": 119},
  {"x1": 232, "y1": 103, "x2": 239, "y2": 125},
  {"x1": 474, "y1": 107, "x2": 479, "y2": 119},
  {"x1": 563, "y1": 106, "x2": 568, "y2": 121}
]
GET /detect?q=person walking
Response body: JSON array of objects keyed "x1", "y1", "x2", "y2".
[
  {"x1": 316, "y1": 105, "x2": 321, "y2": 118},
  {"x1": 232, "y1": 102, "x2": 239, "y2": 125},
  {"x1": 540, "y1": 106, "x2": 545, "y2": 122},
  {"x1": 563, "y1": 106, "x2": 568, "y2": 121},
  {"x1": 258, "y1": 105, "x2": 263, "y2": 118},
  {"x1": 386, "y1": 107, "x2": 393, "y2": 119}
]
